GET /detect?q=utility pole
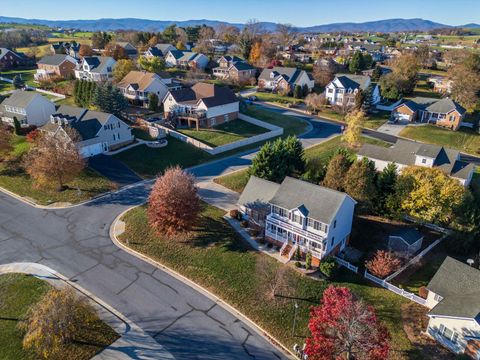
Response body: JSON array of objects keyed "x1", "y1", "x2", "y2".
[{"x1": 292, "y1": 302, "x2": 299, "y2": 336}]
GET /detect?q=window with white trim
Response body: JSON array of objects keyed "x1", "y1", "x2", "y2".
[
  {"x1": 439, "y1": 324, "x2": 459, "y2": 343},
  {"x1": 434, "y1": 293, "x2": 443, "y2": 302}
]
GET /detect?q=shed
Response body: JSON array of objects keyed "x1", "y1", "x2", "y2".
[{"x1": 388, "y1": 228, "x2": 423, "y2": 255}]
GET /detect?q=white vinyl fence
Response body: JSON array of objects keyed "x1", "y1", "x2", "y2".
[
  {"x1": 156, "y1": 113, "x2": 283, "y2": 155},
  {"x1": 364, "y1": 269, "x2": 427, "y2": 306},
  {"x1": 334, "y1": 256, "x2": 358, "y2": 273}
]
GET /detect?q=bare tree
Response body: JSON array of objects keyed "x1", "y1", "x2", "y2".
[
  {"x1": 276, "y1": 23, "x2": 296, "y2": 49},
  {"x1": 0, "y1": 125, "x2": 13, "y2": 160},
  {"x1": 255, "y1": 256, "x2": 290, "y2": 300},
  {"x1": 244, "y1": 19, "x2": 264, "y2": 40},
  {"x1": 23, "y1": 128, "x2": 85, "y2": 190}
]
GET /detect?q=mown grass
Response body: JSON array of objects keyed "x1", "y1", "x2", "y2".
[
  {"x1": 214, "y1": 135, "x2": 390, "y2": 192},
  {"x1": 0, "y1": 273, "x2": 118, "y2": 360},
  {"x1": 114, "y1": 136, "x2": 213, "y2": 177},
  {"x1": 0, "y1": 136, "x2": 116, "y2": 205},
  {"x1": 0, "y1": 69, "x2": 37, "y2": 88},
  {"x1": 242, "y1": 105, "x2": 309, "y2": 136},
  {"x1": 252, "y1": 92, "x2": 304, "y2": 105},
  {"x1": 119, "y1": 204, "x2": 416, "y2": 359},
  {"x1": 178, "y1": 119, "x2": 268, "y2": 147},
  {"x1": 400, "y1": 124, "x2": 480, "y2": 155}
]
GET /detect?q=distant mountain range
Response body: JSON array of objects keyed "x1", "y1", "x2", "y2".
[{"x1": 0, "y1": 16, "x2": 479, "y2": 33}]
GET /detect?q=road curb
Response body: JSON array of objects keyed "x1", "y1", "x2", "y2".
[{"x1": 109, "y1": 207, "x2": 297, "y2": 360}]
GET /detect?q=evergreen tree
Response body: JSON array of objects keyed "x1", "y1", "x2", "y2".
[
  {"x1": 376, "y1": 163, "x2": 398, "y2": 213},
  {"x1": 344, "y1": 158, "x2": 378, "y2": 211},
  {"x1": 293, "y1": 85, "x2": 302, "y2": 99},
  {"x1": 148, "y1": 93, "x2": 159, "y2": 111},
  {"x1": 349, "y1": 51, "x2": 365, "y2": 74},
  {"x1": 322, "y1": 154, "x2": 351, "y2": 191},
  {"x1": 13, "y1": 117, "x2": 21, "y2": 135},
  {"x1": 302, "y1": 84, "x2": 309, "y2": 98},
  {"x1": 73, "y1": 80, "x2": 81, "y2": 106},
  {"x1": 283, "y1": 135, "x2": 306, "y2": 176},
  {"x1": 13, "y1": 75, "x2": 25, "y2": 89},
  {"x1": 371, "y1": 65, "x2": 383, "y2": 82}
]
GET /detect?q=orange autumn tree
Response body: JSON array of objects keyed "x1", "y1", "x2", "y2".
[
  {"x1": 365, "y1": 250, "x2": 401, "y2": 278},
  {"x1": 148, "y1": 166, "x2": 200, "y2": 236}
]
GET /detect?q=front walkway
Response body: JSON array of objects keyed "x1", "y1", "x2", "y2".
[{"x1": 0, "y1": 262, "x2": 175, "y2": 360}]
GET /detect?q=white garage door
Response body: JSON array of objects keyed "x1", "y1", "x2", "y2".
[
  {"x1": 80, "y1": 143, "x2": 104, "y2": 158},
  {"x1": 394, "y1": 113, "x2": 411, "y2": 122}
]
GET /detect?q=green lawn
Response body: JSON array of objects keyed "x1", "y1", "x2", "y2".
[
  {"x1": 119, "y1": 204, "x2": 416, "y2": 358},
  {"x1": 399, "y1": 125, "x2": 480, "y2": 155},
  {"x1": 314, "y1": 108, "x2": 389, "y2": 130},
  {"x1": 215, "y1": 135, "x2": 391, "y2": 192},
  {"x1": 0, "y1": 273, "x2": 118, "y2": 360},
  {"x1": 242, "y1": 105, "x2": 309, "y2": 136},
  {"x1": 114, "y1": 136, "x2": 213, "y2": 178},
  {"x1": 178, "y1": 119, "x2": 268, "y2": 147},
  {"x1": 0, "y1": 69, "x2": 37, "y2": 88},
  {"x1": 0, "y1": 136, "x2": 116, "y2": 205},
  {"x1": 252, "y1": 92, "x2": 304, "y2": 105}
]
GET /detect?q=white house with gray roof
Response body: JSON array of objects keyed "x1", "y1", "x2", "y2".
[
  {"x1": 258, "y1": 67, "x2": 314, "y2": 94},
  {"x1": 425, "y1": 257, "x2": 480, "y2": 358},
  {"x1": 325, "y1": 74, "x2": 380, "y2": 107},
  {"x1": 41, "y1": 105, "x2": 133, "y2": 157},
  {"x1": 357, "y1": 139, "x2": 475, "y2": 186},
  {"x1": 0, "y1": 90, "x2": 56, "y2": 127},
  {"x1": 165, "y1": 50, "x2": 208, "y2": 70},
  {"x1": 238, "y1": 176, "x2": 356, "y2": 265},
  {"x1": 74, "y1": 56, "x2": 117, "y2": 82}
]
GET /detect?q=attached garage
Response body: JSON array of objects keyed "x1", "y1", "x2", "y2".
[
  {"x1": 392, "y1": 103, "x2": 416, "y2": 122},
  {"x1": 80, "y1": 142, "x2": 107, "y2": 158}
]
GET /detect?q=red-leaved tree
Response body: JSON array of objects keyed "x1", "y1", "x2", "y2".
[
  {"x1": 305, "y1": 286, "x2": 390, "y2": 360},
  {"x1": 148, "y1": 166, "x2": 200, "y2": 236},
  {"x1": 365, "y1": 250, "x2": 401, "y2": 279}
]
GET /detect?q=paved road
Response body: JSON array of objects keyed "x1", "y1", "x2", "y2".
[
  {"x1": 0, "y1": 187, "x2": 289, "y2": 360},
  {"x1": 89, "y1": 154, "x2": 143, "y2": 187}
]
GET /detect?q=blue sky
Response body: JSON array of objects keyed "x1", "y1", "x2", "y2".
[{"x1": 2, "y1": 0, "x2": 479, "y2": 26}]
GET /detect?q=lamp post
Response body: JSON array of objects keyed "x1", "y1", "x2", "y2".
[{"x1": 292, "y1": 302, "x2": 299, "y2": 336}]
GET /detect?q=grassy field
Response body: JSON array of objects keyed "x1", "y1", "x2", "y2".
[
  {"x1": 119, "y1": 203, "x2": 418, "y2": 359},
  {"x1": 242, "y1": 105, "x2": 309, "y2": 136},
  {"x1": 0, "y1": 273, "x2": 118, "y2": 360},
  {"x1": 214, "y1": 135, "x2": 390, "y2": 192},
  {"x1": 16, "y1": 44, "x2": 52, "y2": 58},
  {"x1": 252, "y1": 92, "x2": 304, "y2": 105},
  {"x1": 114, "y1": 136, "x2": 213, "y2": 177},
  {"x1": 178, "y1": 119, "x2": 268, "y2": 147},
  {"x1": 399, "y1": 125, "x2": 480, "y2": 155},
  {"x1": 0, "y1": 136, "x2": 116, "y2": 205},
  {"x1": 0, "y1": 69, "x2": 37, "y2": 88}
]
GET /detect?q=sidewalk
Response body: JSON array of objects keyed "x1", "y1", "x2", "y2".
[{"x1": 0, "y1": 262, "x2": 175, "y2": 360}]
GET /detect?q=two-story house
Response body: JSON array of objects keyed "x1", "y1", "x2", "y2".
[
  {"x1": 144, "y1": 44, "x2": 177, "y2": 58},
  {"x1": 74, "y1": 56, "x2": 117, "y2": 82},
  {"x1": 165, "y1": 50, "x2": 209, "y2": 70},
  {"x1": 357, "y1": 139, "x2": 475, "y2": 186},
  {"x1": 117, "y1": 70, "x2": 181, "y2": 108},
  {"x1": 424, "y1": 257, "x2": 480, "y2": 359},
  {"x1": 51, "y1": 41, "x2": 81, "y2": 58},
  {"x1": 325, "y1": 74, "x2": 381, "y2": 107},
  {"x1": 391, "y1": 98, "x2": 466, "y2": 131},
  {"x1": 163, "y1": 82, "x2": 239, "y2": 129},
  {"x1": 0, "y1": 90, "x2": 56, "y2": 127},
  {"x1": 34, "y1": 54, "x2": 78, "y2": 81},
  {"x1": 0, "y1": 48, "x2": 35, "y2": 70},
  {"x1": 238, "y1": 176, "x2": 356, "y2": 265},
  {"x1": 41, "y1": 105, "x2": 133, "y2": 157},
  {"x1": 115, "y1": 42, "x2": 138, "y2": 59},
  {"x1": 212, "y1": 56, "x2": 256, "y2": 83},
  {"x1": 258, "y1": 67, "x2": 315, "y2": 94}
]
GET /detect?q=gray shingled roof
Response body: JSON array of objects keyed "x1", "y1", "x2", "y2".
[
  {"x1": 81, "y1": 56, "x2": 114, "y2": 73},
  {"x1": 1, "y1": 90, "x2": 45, "y2": 108},
  {"x1": 427, "y1": 257, "x2": 480, "y2": 319},
  {"x1": 269, "y1": 177, "x2": 355, "y2": 224},
  {"x1": 357, "y1": 139, "x2": 474, "y2": 180},
  {"x1": 168, "y1": 83, "x2": 238, "y2": 109},
  {"x1": 237, "y1": 176, "x2": 280, "y2": 209},
  {"x1": 390, "y1": 228, "x2": 423, "y2": 245},
  {"x1": 258, "y1": 67, "x2": 304, "y2": 85},
  {"x1": 397, "y1": 97, "x2": 465, "y2": 115},
  {"x1": 334, "y1": 74, "x2": 370, "y2": 91},
  {"x1": 38, "y1": 54, "x2": 75, "y2": 66}
]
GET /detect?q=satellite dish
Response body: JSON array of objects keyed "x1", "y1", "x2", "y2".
[{"x1": 467, "y1": 259, "x2": 474, "y2": 267}]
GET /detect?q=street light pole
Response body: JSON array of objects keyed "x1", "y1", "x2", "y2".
[{"x1": 292, "y1": 302, "x2": 299, "y2": 336}]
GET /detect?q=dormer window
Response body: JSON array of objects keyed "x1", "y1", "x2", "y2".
[
  {"x1": 422, "y1": 158, "x2": 427, "y2": 164},
  {"x1": 434, "y1": 293, "x2": 443, "y2": 302}
]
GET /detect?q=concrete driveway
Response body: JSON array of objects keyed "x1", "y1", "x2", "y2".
[
  {"x1": 89, "y1": 154, "x2": 142, "y2": 187},
  {"x1": 377, "y1": 120, "x2": 408, "y2": 137}
]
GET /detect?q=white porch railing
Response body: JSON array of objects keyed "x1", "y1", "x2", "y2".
[
  {"x1": 267, "y1": 215, "x2": 326, "y2": 244},
  {"x1": 287, "y1": 245, "x2": 297, "y2": 262}
]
